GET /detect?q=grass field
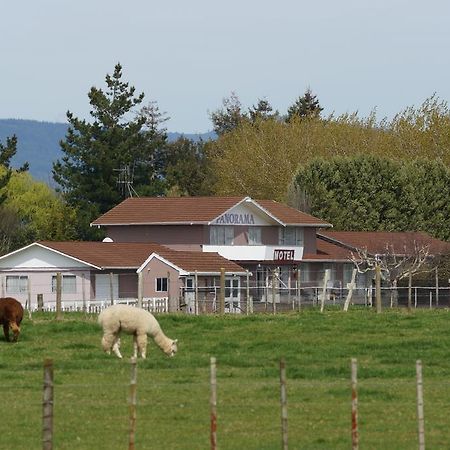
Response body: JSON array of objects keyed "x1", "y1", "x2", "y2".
[{"x1": 2, "y1": 308, "x2": 450, "y2": 449}]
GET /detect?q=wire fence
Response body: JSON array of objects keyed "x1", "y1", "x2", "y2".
[{"x1": 4, "y1": 357, "x2": 448, "y2": 449}]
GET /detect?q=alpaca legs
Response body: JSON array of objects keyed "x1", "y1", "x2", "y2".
[
  {"x1": 136, "y1": 333, "x2": 147, "y2": 359},
  {"x1": 112, "y1": 337, "x2": 122, "y2": 359},
  {"x1": 101, "y1": 332, "x2": 121, "y2": 357}
]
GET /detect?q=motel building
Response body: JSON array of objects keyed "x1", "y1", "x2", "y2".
[
  {"x1": 3, "y1": 196, "x2": 445, "y2": 312},
  {"x1": 90, "y1": 196, "x2": 359, "y2": 311}
]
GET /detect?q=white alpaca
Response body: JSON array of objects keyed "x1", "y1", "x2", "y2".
[{"x1": 98, "y1": 304, "x2": 178, "y2": 359}]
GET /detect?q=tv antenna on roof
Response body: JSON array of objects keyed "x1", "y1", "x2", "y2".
[{"x1": 114, "y1": 164, "x2": 139, "y2": 198}]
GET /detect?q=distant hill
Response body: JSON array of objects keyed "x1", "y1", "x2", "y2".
[{"x1": 0, "y1": 119, "x2": 216, "y2": 182}]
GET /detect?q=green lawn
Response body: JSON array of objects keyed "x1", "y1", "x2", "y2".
[{"x1": 2, "y1": 308, "x2": 450, "y2": 449}]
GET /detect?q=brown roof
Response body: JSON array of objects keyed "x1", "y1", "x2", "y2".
[
  {"x1": 38, "y1": 241, "x2": 246, "y2": 274},
  {"x1": 91, "y1": 196, "x2": 331, "y2": 227},
  {"x1": 303, "y1": 239, "x2": 353, "y2": 261},
  {"x1": 318, "y1": 231, "x2": 450, "y2": 256}
]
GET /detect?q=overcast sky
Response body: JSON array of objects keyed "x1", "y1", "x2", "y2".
[{"x1": 2, "y1": 0, "x2": 450, "y2": 133}]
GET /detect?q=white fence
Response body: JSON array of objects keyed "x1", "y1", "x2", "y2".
[{"x1": 29, "y1": 297, "x2": 169, "y2": 314}]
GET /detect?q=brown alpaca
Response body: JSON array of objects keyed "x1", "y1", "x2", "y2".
[{"x1": 0, "y1": 297, "x2": 24, "y2": 342}]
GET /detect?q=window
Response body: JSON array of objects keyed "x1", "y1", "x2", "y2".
[
  {"x1": 248, "y1": 227, "x2": 262, "y2": 245},
  {"x1": 210, "y1": 226, "x2": 234, "y2": 245},
  {"x1": 343, "y1": 264, "x2": 355, "y2": 285},
  {"x1": 52, "y1": 275, "x2": 77, "y2": 294},
  {"x1": 156, "y1": 277, "x2": 168, "y2": 292},
  {"x1": 6, "y1": 275, "x2": 28, "y2": 294},
  {"x1": 279, "y1": 227, "x2": 303, "y2": 246},
  {"x1": 299, "y1": 263, "x2": 311, "y2": 283}
]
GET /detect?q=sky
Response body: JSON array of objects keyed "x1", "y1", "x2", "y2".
[{"x1": 2, "y1": 0, "x2": 450, "y2": 133}]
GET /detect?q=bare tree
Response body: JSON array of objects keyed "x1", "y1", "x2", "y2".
[{"x1": 350, "y1": 240, "x2": 432, "y2": 307}]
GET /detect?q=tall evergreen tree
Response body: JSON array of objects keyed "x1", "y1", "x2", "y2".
[
  {"x1": 209, "y1": 92, "x2": 248, "y2": 136},
  {"x1": 53, "y1": 63, "x2": 167, "y2": 239},
  {"x1": 0, "y1": 135, "x2": 29, "y2": 205},
  {"x1": 286, "y1": 88, "x2": 323, "y2": 122}
]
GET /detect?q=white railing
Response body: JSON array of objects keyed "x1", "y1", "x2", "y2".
[{"x1": 30, "y1": 297, "x2": 169, "y2": 313}]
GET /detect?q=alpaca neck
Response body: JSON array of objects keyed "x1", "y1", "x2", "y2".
[{"x1": 153, "y1": 329, "x2": 170, "y2": 351}]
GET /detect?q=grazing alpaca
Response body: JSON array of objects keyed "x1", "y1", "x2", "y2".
[
  {"x1": 98, "y1": 304, "x2": 178, "y2": 359},
  {"x1": 0, "y1": 297, "x2": 24, "y2": 342}
]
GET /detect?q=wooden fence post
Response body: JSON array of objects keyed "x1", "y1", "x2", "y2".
[
  {"x1": 56, "y1": 272, "x2": 62, "y2": 320},
  {"x1": 109, "y1": 272, "x2": 114, "y2": 306},
  {"x1": 272, "y1": 268, "x2": 277, "y2": 314},
  {"x1": 407, "y1": 271, "x2": 412, "y2": 312},
  {"x1": 210, "y1": 356, "x2": 217, "y2": 450},
  {"x1": 42, "y1": 358, "x2": 54, "y2": 450},
  {"x1": 219, "y1": 268, "x2": 225, "y2": 314},
  {"x1": 351, "y1": 358, "x2": 359, "y2": 450},
  {"x1": 320, "y1": 269, "x2": 330, "y2": 313},
  {"x1": 297, "y1": 273, "x2": 301, "y2": 312},
  {"x1": 37, "y1": 294, "x2": 44, "y2": 312},
  {"x1": 128, "y1": 357, "x2": 138, "y2": 450},
  {"x1": 137, "y1": 271, "x2": 143, "y2": 308},
  {"x1": 195, "y1": 271, "x2": 199, "y2": 315},
  {"x1": 416, "y1": 360, "x2": 425, "y2": 450},
  {"x1": 375, "y1": 263, "x2": 382, "y2": 313},
  {"x1": 343, "y1": 269, "x2": 357, "y2": 312},
  {"x1": 246, "y1": 270, "x2": 251, "y2": 315},
  {"x1": 81, "y1": 273, "x2": 86, "y2": 313},
  {"x1": 435, "y1": 267, "x2": 439, "y2": 307},
  {"x1": 280, "y1": 358, "x2": 288, "y2": 450}
]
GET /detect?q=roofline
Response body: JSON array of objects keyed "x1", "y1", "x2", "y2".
[
  {"x1": 0, "y1": 242, "x2": 102, "y2": 270},
  {"x1": 208, "y1": 196, "x2": 285, "y2": 226},
  {"x1": 137, "y1": 253, "x2": 189, "y2": 275}
]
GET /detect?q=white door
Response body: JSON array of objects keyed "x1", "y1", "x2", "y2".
[
  {"x1": 185, "y1": 277, "x2": 196, "y2": 314},
  {"x1": 225, "y1": 277, "x2": 240, "y2": 313}
]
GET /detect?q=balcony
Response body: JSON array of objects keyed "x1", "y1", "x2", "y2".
[{"x1": 202, "y1": 245, "x2": 304, "y2": 262}]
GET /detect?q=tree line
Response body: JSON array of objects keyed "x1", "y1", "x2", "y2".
[{"x1": 0, "y1": 63, "x2": 449, "y2": 256}]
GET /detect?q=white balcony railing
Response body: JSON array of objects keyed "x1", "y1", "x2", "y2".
[{"x1": 202, "y1": 245, "x2": 304, "y2": 261}]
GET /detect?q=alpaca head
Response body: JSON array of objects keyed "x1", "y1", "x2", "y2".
[{"x1": 164, "y1": 339, "x2": 178, "y2": 357}]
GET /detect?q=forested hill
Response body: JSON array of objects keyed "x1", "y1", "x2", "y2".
[{"x1": 0, "y1": 119, "x2": 215, "y2": 182}]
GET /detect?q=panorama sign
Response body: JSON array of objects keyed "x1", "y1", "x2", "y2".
[{"x1": 215, "y1": 213, "x2": 256, "y2": 225}]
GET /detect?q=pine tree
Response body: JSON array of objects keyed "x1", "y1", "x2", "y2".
[
  {"x1": 286, "y1": 88, "x2": 323, "y2": 122},
  {"x1": 53, "y1": 63, "x2": 167, "y2": 239}
]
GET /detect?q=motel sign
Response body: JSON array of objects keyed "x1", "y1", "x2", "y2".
[{"x1": 273, "y1": 249, "x2": 295, "y2": 261}]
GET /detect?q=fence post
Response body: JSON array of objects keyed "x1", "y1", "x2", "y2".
[
  {"x1": 219, "y1": 268, "x2": 225, "y2": 314},
  {"x1": 37, "y1": 294, "x2": 44, "y2": 312},
  {"x1": 343, "y1": 269, "x2": 357, "y2": 312},
  {"x1": 109, "y1": 272, "x2": 114, "y2": 306},
  {"x1": 272, "y1": 268, "x2": 277, "y2": 314},
  {"x1": 407, "y1": 271, "x2": 412, "y2": 312},
  {"x1": 128, "y1": 357, "x2": 138, "y2": 450},
  {"x1": 210, "y1": 356, "x2": 217, "y2": 450},
  {"x1": 320, "y1": 269, "x2": 330, "y2": 313},
  {"x1": 375, "y1": 263, "x2": 382, "y2": 313},
  {"x1": 246, "y1": 270, "x2": 251, "y2": 315},
  {"x1": 416, "y1": 360, "x2": 425, "y2": 450},
  {"x1": 280, "y1": 358, "x2": 288, "y2": 450},
  {"x1": 82, "y1": 273, "x2": 86, "y2": 313},
  {"x1": 195, "y1": 271, "x2": 199, "y2": 315},
  {"x1": 297, "y1": 273, "x2": 301, "y2": 312},
  {"x1": 56, "y1": 272, "x2": 62, "y2": 320},
  {"x1": 351, "y1": 358, "x2": 359, "y2": 450},
  {"x1": 435, "y1": 267, "x2": 439, "y2": 307},
  {"x1": 42, "y1": 358, "x2": 54, "y2": 450},
  {"x1": 137, "y1": 272, "x2": 143, "y2": 309}
]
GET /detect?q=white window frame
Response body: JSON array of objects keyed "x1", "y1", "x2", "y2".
[
  {"x1": 156, "y1": 277, "x2": 168, "y2": 292},
  {"x1": 279, "y1": 227, "x2": 304, "y2": 246},
  {"x1": 210, "y1": 225, "x2": 234, "y2": 245},
  {"x1": 6, "y1": 275, "x2": 28, "y2": 294},
  {"x1": 248, "y1": 226, "x2": 262, "y2": 245},
  {"x1": 52, "y1": 275, "x2": 77, "y2": 294}
]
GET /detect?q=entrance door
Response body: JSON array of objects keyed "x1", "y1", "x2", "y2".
[
  {"x1": 185, "y1": 277, "x2": 196, "y2": 314},
  {"x1": 225, "y1": 277, "x2": 240, "y2": 313}
]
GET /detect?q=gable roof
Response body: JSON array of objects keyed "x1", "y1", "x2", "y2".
[
  {"x1": 317, "y1": 231, "x2": 450, "y2": 256},
  {"x1": 90, "y1": 196, "x2": 331, "y2": 227},
  {"x1": 5, "y1": 241, "x2": 247, "y2": 274}
]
